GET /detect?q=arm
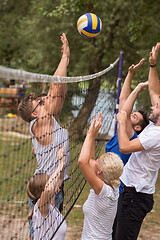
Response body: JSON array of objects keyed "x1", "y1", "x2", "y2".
[
  {"x1": 117, "y1": 110, "x2": 144, "y2": 154},
  {"x1": 78, "y1": 113, "x2": 103, "y2": 194},
  {"x1": 148, "y1": 43, "x2": 160, "y2": 106},
  {"x1": 122, "y1": 81, "x2": 148, "y2": 138},
  {"x1": 119, "y1": 58, "x2": 145, "y2": 110},
  {"x1": 45, "y1": 33, "x2": 70, "y2": 120},
  {"x1": 37, "y1": 146, "x2": 65, "y2": 217}
]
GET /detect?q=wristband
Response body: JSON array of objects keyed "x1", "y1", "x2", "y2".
[{"x1": 150, "y1": 64, "x2": 156, "y2": 68}]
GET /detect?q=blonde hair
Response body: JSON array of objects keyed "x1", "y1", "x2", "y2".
[
  {"x1": 18, "y1": 93, "x2": 37, "y2": 122},
  {"x1": 100, "y1": 152, "x2": 123, "y2": 188},
  {"x1": 27, "y1": 173, "x2": 50, "y2": 220}
]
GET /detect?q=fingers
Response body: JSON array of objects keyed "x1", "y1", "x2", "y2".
[
  {"x1": 60, "y1": 33, "x2": 68, "y2": 46},
  {"x1": 138, "y1": 80, "x2": 148, "y2": 88},
  {"x1": 134, "y1": 58, "x2": 145, "y2": 69},
  {"x1": 96, "y1": 112, "x2": 103, "y2": 127},
  {"x1": 57, "y1": 145, "x2": 65, "y2": 160},
  {"x1": 155, "y1": 42, "x2": 160, "y2": 50},
  {"x1": 129, "y1": 64, "x2": 134, "y2": 71},
  {"x1": 91, "y1": 113, "x2": 103, "y2": 131},
  {"x1": 59, "y1": 145, "x2": 65, "y2": 154},
  {"x1": 60, "y1": 33, "x2": 70, "y2": 61},
  {"x1": 128, "y1": 58, "x2": 145, "y2": 73},
  {"x1": 60, "y1": 33, "x2": 66, "y2": 42},
  {"x1": 138, "y1": 58, "x2": 145, "y2": 65},
  {"x1": 90, "y1": 115, "x2": 96, "y2": 128},
  {"x1": 32, "y1": 147, "x2": 35, "y2": 155},
  {"x1": 116, "y1": 110, "x2": 127, "y2": 122},
  {"x1": 143, "y1": 81, "x2": 149, "y2": 86},
  {"x1": 149, "y1": 43, "x2": 160, "y2": 64}
]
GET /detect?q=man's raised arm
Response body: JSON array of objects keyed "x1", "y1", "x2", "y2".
[
  {"x1": 119, "y1": 58, "x2": 145, "y2": 110},
  {"x1": 46, "y1": 33, "x2": 70, "y2": 120},
  {"x1": 148, "y1": 43, "x2": 160, "y2": 106}
]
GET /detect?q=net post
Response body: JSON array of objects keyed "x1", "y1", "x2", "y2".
[{"x1": 114, "y1": 50, "x2": 124, "y2": 134}]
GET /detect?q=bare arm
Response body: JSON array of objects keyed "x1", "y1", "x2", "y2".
[
  {"x1": 148, "y1": 43, "x2": 160, "y2": 106},
  {"x1": 119, "y1": 59, "x2": 145, "y2": 110},
  {"x1": 122, "y1": 81, "x2": 148, "y2": 138},
  {"x1": 37, "y1": 146, "x2": 65, "y2": 217},
  {"x1": 117, "y1": 111, "x2": 144, "y2": 154},
  {"x1": 45, "y1": 33, "x2": 70, "y2": 120},
  {"x1": 78, "y1": 113, "x2": 103, "y2": 195}
]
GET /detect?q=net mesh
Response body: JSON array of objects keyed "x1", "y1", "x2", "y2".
[{"x1": 0, "y1": 58, "x2": 119, "y2": 239}]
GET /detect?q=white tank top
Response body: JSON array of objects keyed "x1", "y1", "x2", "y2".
[
  {"x1": 33, "y1": 203, "x2": 67, "y2": 240},
  {"x1": 30, "y1": 117, "x2": 70, "y2": 180}
]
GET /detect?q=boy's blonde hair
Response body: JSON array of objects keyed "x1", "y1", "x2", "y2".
[{"x1": 100, "y1": 152, "x2": 123, "y2": 188}]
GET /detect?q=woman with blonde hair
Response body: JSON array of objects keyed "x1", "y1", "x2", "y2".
[
  {"x1": 78, "y1": 113, "x2": 123, "y2": 240},
  {"x1": 27, "y1": 146, "x2": 67, "y2": 240}
]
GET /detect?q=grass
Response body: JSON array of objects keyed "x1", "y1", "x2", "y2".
[{"x1": 0, "y1": 117, "x2": 160, "y2": 239}]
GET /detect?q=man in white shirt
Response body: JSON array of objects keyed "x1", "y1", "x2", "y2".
[{"x1": 114, "y1": 43, "x2": 160, "y2": 240}]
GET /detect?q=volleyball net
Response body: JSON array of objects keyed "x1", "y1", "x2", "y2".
[{"x1": 0, "y1": 56, "x2": 120, "y2": 239}]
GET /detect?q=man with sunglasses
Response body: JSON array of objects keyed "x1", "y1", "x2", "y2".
[{"x1": 18, "y1": 33, "x2": 70, "y2": 240}]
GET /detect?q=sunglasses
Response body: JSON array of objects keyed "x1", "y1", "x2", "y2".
[{"x1": 32, "y1": 99, "x2": 45, "y2": 113}]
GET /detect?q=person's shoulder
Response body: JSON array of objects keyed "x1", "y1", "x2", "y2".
[
  {"x1": 33, "y1": 202, "x2": 39, "y2": 217},
  {"x1": 99, "y1": 183, "x2": 119, "y2": 200},
  {"x1": 146, "y1": 122, "x2": 160, "y2": 132},
  {"x1": 30, "y1": 118, "x2": 37, "y2": 126},
  {"x1": 53, "y1": 117, "x2": 69, "y2": 134},
  {"x1": 30, "y1": 118, "x2": 38, "y2": 135}
]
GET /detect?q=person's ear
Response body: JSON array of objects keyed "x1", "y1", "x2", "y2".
[
  {"x1": 134, "y1": 125, "x2": 142, "y2": 132},
  {"x1": 97, "y1": 169, "x2": 103, "y2": 175},
  {"x1": 31, "y1": 112, "x2": 38, "y2": 119}
]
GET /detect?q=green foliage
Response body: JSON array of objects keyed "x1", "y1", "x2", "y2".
[
  {"x1": 1, "y1": 0, "x2": 160, "y2": 73},
  {"x1": 1, "y1": 0, "x2": 160, "y2": 109}
]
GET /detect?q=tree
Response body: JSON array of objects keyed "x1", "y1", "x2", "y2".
[{"x1": 1, "y1": 0, "x2": 160, "y2": 135}]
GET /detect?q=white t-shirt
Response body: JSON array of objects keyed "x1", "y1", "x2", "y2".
[
  {"x1": 30, "y1": 117, "x2": 70, "y2": 180},
  {"x1": 33, "y1": 203, "x2": 67, "y2": 240},
  {"x1": 121, "y1": 122, "x2": 160, "y2": 194},
  {"x1": 81, "y1": 183, "x2": 119, "y2": 240}
]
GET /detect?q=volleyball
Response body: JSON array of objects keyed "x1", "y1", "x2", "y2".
[{"x1": 77, "y1": 13, "x2": 102, "y2": 38}]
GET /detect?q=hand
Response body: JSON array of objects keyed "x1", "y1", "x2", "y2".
[
  {"x1": 32, "y1": 147, "x2": 36, "y2": 155},
  {"x1": 116, "y1": 110, "x2": 127, "y2": 125},
  {"x1": 137, "y1": 80, "x2": 148, "y2": 90},
  {"x1": 88, "y1": 112, "x2": 103, "y2": 136},
  {"x1": 61, "y1": 33, "x2": 70, "y2": 65},
  {"x1": 57, "y1": 145, "x2": 65, "y2": 171},
  {"x1": 149, "y1": 43, "x2": 160, "y2": 65},
  {"x1": 128, "y1": 58, "x2": 145, "y2": 73}
]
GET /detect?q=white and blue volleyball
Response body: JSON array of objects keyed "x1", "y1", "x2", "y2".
[{"x1": 77, "y1": 13, "x2": 102, "y2": 38}]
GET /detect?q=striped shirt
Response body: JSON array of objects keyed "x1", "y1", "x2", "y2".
[
  {"x1": 30, "y1": 117, "x2": 70, "y2": 180},
  {"x1": 33, "y1": 203, "x2": 67, "y2": 240},
  {"x1": 82, "y1": 183, "x2": 119, "y2": 240}
]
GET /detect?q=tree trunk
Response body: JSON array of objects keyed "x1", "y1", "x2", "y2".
[{"x1": 69, "y1": 78, "x2": 100, "y2": 139}]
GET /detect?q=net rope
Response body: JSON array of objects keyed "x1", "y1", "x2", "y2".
[
  {"x1": 0, "y1": 58, "x2": 119, "y2": 239},
  {"x1": 0, "y1": 57, "x2": 119, "y2": 83}
]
